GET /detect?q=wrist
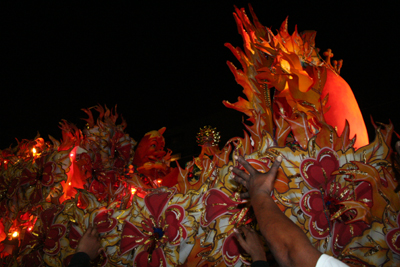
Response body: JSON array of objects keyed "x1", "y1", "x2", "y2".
[
  {"x1": 250, "y1": 189, "x2": 271, "y2": 200},
  {"x1": 251, "y1": 255, "x2": 267, "y2": 262}
]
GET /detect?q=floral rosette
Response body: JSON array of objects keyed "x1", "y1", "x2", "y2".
[{"x1": 120, "y1": 187, "x2": 202, "y2": 266}]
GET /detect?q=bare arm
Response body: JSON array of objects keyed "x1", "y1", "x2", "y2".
[{"x1": 231, "y1": 155, "x2": 321, "y2": 267}]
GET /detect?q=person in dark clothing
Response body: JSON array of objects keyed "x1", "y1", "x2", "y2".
[{"x1": 68, "y1": 225, "x2": 103, "y2": 267}]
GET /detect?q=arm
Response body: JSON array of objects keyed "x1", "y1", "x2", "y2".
[
  {"x1": 232, "y1": 155, "x2": 321, "y2": 267},
  {"x1": 68, "y1": 225, "x2": 103, "y2": 267}
]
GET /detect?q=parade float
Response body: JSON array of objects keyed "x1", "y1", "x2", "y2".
[{"x1": 1, "y1": 5, "x2": 399, "y2": 267}]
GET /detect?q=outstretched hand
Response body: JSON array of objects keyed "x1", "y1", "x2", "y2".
[
  {"x1": 76, "y1": 225, "x2": 104, "y2": 260},
  {"x1": 234, "y1": 226, "x2": 267, "y2": 262},
  {"x1": 231, "y1": 155, "x2": 282, "y2": 199}
]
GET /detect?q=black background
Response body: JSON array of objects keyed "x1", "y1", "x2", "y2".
[{"x1": 2, "y1": 1, "x2": 399, "y2": 163}]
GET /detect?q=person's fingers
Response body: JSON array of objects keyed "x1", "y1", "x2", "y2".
[
  {"x1": 235, "y1": 156, "x2": 257, "y2": 176},
  {"x1": 240, "y1": 192, "x2": 250, "y2": 199},
  {"x1": 268, "y1": 156, "x2": 282, "y2": 178},
  {"x1": 233, "y1": 176, "x2": 248, "y2": 188},
  {"x1": 92, "y1": 226, "x2": 99, "y2": 236},
  {"x1": 231, "y1": 167, "x2": 250, "y2": 181},
  {"x1": 241, "y1": 226, "x2": 251, "y2": 237},
  {"x1": 233, "y1": 228, "x2": 249, "y2": 252},
  {"x1": 86, "y1": 225, "x2": 93, "y2": 235}
]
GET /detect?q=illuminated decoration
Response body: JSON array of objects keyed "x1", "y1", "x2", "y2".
[
  {"x1": 196, "y1": 126, "x2": 221, "y2": 146},
  {"x1": 0, "y1": 5, "x2": 399, "y2": 267}
]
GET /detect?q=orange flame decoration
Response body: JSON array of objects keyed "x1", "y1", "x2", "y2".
[{"x1": 0, "y1": 5, "x2": 399, "y2": 267}]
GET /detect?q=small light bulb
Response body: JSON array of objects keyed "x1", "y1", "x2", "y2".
[
  {"x1": 32, "y1": 148, "x2": 37, "y2": 156},
  {"x1": 131, "y1": 188, "x2": 137, "y2": 194},
  {"x1": 12, "y1": 231, "x2": 18, "y2": 238},
  {"x1": 157, "y1": 179, "x2": 162, "y2": 184}
]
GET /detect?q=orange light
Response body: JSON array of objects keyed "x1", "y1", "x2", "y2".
[
  {"x1": 12, "y1": 231, "x2": 18, "y2": 238},
  {"x1": 28, "y1": 227, "x2": 32, "y2": 231},
  {"x1": 157, "y1": 179, "x2": 162, "y2": 184},
  {"x1": 131, "y1": 188, "x2": 137, "y2": 194},
  {"x1": 68, "y1": 182, "x2": 71, "y2": 186},
  {"x1": 70, "y1": 153, "x2": 74, "y2": 157},
  {"x1": 32, "y1": 148, "x2": 37, "y2": 156}
]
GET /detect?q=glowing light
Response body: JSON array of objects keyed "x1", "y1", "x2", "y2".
[
  {"x1": 32, "y1": 148, "x2": 37, "y2": 156},
  {"x1": 70, "y1": 153, "x2": 74, "y2": 157},
  {"x1": 157, "y1": 179, "x2": 162, "y2": 184},
  {"x1": 131, "y1": 188, "x2": 137, "y2": 194},
  {"x1": 28, "y1": 227, "x2": 32, "y2": 231},
  {"x1": 12, "y1": 231, "x2": 18, "y2": 238},
  {"x1": 280, "y1": 59, "x2": 291, "y2": 73},
  {"x1": 68, "y1": 182, "x2": 71, "y2": 185}
]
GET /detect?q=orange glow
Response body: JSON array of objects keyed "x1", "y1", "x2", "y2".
[
  {"x1": 12, "y1": 231, "x2": 18, "y2": 238},
  {"x1": 131, "y1": 188, "x2": 137, "y2": 194},
  {"x1": 68, "y1": 182, "x2": 71, "y2": 186},
  {"x1": 70, "y1": 153, "x2": 74, "y2": 157},
  {"x1": 28, "y1": 227, "x2": 32, "y2": 231},
  {"x1": 32, "y1": 148, "x2": 37, "y2": 156},
  {"x1": 157, "y1": 179, "x2": 162, "y2": 184},
  {"x1": 322, "y1": 69, "x2": 369, "y2": 149}
]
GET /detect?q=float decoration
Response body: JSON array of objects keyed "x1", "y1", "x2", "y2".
[{"x1": 1, "y1": 4, "x2": 400, "y2": 267}]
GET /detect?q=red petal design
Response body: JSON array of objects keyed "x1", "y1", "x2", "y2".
[
  {"x1": 331, "y1": 221, "x2": 368, "y2": 256},
  {"x1": 22, "y1": 250, "x2": 42, "y2": 267},
  {"x1": 43, "y1": 224, "x2": 66, "y2": 255},
  {"x1": 20, "y1": 231, "x2": 38, "y2": 252},
  {"x1": 40, "y1": 205, "x2": 64, "y2": 230},
  {"x1": 94, "y1": 209, "x2": 118, "y2": 233},
  {"x1": 300, "y1": 189, "x2": 330, "y2": 239},
  {"x1": 41, "y1": 162, "x2": 56, "y2": 186},
  {"x1": 145, "y1": 191, "x2": 173, "y2": 221},
  {"x1": 120, "y1": 221, "x2": 147, "y2": 256},
  {"x1": 201, "y1": 189, "x2": 241, "y2": 227},
  {"x1": 222, "y1": 233, "x2": 249, "y2": 266},
  {"x1": 300, "y1": 148, "x2": 339, "y2": 189},
  {"x1": 164, "y1": 205, "x2": 187, "y2": 245},
  {"x1": 386, "y1": 212, "x2": 400, "y2": 255},
  {"x1": 68, "y1": 225, "x2": 82, "y2": 249},
  {"x1": 354, "y1": 182, "x2": 373, "y2": 208}
]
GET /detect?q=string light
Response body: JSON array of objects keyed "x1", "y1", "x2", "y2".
[
  {"x1": 32, "y1": 148, "x2": 37, "y2": 156},
  {"x1": 12, "y1": 231, "x2": 18, "y2": 238},
  {"x1": 131, "y1": 188, "x2": 137, "y2": 194}
]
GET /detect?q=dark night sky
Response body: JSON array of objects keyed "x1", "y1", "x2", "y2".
[{"x1": 1, "y1": 2, "x2": 399, "y2": 160}]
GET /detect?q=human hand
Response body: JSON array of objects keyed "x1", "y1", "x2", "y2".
[
  {"x1": 231, "y1": 155, "x2": 282, "y2": 199},
  {"x1": 76, "y1": 225, "x2": 103, "y2": 260},
  {"x1": 234, "y1": 226, "x2": 266, "y2": 262}
]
